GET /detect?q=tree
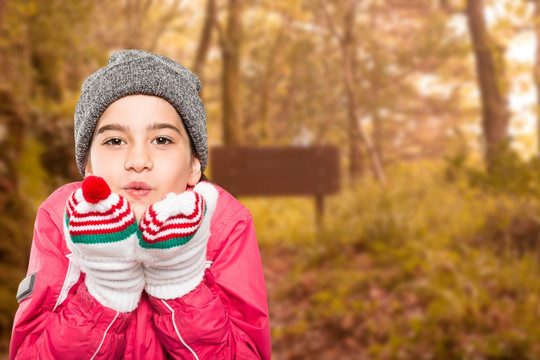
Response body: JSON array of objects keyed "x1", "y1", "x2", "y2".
[
  {"x1": 318, "y1": 0, "x2": 386, "y2": 183},
  {"x1": 216, "y1": 0, "x2": 245, "y2": 145},
  {"x1": 105, "y1": 0, "x2": 187, "y2": 51},
  {"x1": 466, "y1": 0, "x2": 510, "y2": 169},
  {"x1": 532, "y1": 0, "x2": 540, "y2": 156},
  {"x1": 192, "y1": 0, "x2": 216, "y2": 83}
]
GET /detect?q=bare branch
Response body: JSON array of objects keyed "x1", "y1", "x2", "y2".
[
  {"x1": 141, "y1": 0, "x2": 154, "y2": 19},
  {"x1": 193, "y1": 0, "x2": 217, "y2": 77},
  {"x1": 343, "y1": 0, "x2": 358, "y2": 39},
  {"x1": 148, "y1": 0, "x2": 181, "y2": 51},
  {"x1": 317, "y1": 0, "x2": 343, "y2": 43},
  {"x1": 213, "y1": 14, "x2": 227, "y2": 50}
]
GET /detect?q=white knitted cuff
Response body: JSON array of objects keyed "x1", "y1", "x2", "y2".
[
  {"x1": 144, "y1": 269, "x2": 205, "y2": 300},
  {"x1": 143, "y1": 247, "x2": 207, "y2": 299},
  {"x1": 84, "y1": 263, "x2": 145, "y2": 313}
]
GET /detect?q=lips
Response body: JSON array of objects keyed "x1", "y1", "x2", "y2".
[{"x1": 123, "y1": 182, "x2": 153, "y2": 200}]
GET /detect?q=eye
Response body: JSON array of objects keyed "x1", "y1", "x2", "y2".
[
  {"x1": 103, "y1": 138, "x2": 125, "y2": 146},
  {"x1": 153, "y1": 136, "x2": 173, "y2": 145}
]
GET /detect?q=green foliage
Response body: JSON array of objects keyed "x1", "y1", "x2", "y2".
[
  {"x1": 468, "y1": 151, "x2": 540, "y2": 198},
  {"x1": 445, "y1": 145, "x2": 540, "y2": 201},
  {"x1": 17, "y1": 136, "x2": 51, "y2": 209},
  {"x1": 250, "y1": 161, "x2": 540, "y2": 359}
]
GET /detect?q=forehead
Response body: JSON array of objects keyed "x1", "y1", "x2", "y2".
[{"x1": 97, "y1": 95, "x2": 185, "y2": 129}]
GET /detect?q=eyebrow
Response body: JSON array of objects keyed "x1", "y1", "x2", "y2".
[
  {"x1": 95, "y1": 122, "x2": 182, "y2": 135},
  {"x1": 96, "y1": 123, "x2": 129, "y2": 135},
  {"x1": 148, "y1": 122, "x2": 182, "y2": 135}
]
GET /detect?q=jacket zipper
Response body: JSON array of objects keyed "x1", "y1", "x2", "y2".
[{"x1": 161, "y1": 299, "x2": 199, "y2": 360}]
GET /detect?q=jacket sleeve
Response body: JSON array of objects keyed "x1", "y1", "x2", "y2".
[
  {"x1": 10, "y1": 188, "x2": 133, "y2": 360},
  {"x1": 148, "y1": 205, "x2": 271, "y2": 360}
]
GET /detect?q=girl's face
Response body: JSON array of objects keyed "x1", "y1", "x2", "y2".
[{"x1": 85, "y1": 95, "x2": 201, "y2": 221}]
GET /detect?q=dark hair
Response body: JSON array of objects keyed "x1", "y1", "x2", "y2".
[
  {"x1": 200, "y1": 173, "x2": 211, "y2": 183},
  {"x1": 187, "y1": 134, "x2": 212, "y2": 184}
]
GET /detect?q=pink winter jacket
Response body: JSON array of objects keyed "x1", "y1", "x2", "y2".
[{"x1": 10, "y1": 182, "x2": 271, "y2": 359}]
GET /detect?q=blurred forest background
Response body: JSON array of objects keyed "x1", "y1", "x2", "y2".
[{"x1": 3, "y1": 0, "x2": 540, "y2": 358}]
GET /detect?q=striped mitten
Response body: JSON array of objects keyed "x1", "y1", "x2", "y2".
[
  {"x1": 64, "y1": 176, "x2": 144, "y2": 312},
  {"x1": 137, "y1": 182, "x2": 218, "y2": 299}
]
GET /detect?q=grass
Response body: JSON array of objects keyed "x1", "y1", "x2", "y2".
[{"x1": 245, "y1": 160, "x2": 540, "y2": 360}]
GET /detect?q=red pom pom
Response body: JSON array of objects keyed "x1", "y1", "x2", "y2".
[{"x1": 82, "y1": 176, "x2": 111, "y2": 204}]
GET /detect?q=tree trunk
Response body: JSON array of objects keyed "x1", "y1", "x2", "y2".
[
  {"x1": 343, "y1": 50, "x2": 386, "y2": 183},
  {"x1": 342, "y1": 35, "x2": 364, "y2": 179},
  {"x1": 259, "y1": 27, "x2": 284, "y2": 145},
  {"x1": 317, "y1": 0, "x2": 386, "y2": 183},
  {"x1": 466, "y1": 0, "x2": 509, "y2": 169},
  {"x1": 372, "y1": 108, "x2": 383, "y2": 164},
  {"x1": 220, "y1": 0, "x2": 244, "y2": 145},
  {"x1": 0, "y1": 0, "x2": 7, "y2": 26},
  {"x1": 123, "y1": 0, "x2": 181, "y2": 51},
  {"x1": 368, "y1": 7, "x2": 384, "y2": 165},
  {"x1": 533, "y1": 0, "x2": 540, "y2": 157},
  {"x1": 147, "y1": 0, "x2": 182, "y2": 51},
  {"x1": 341, "y1": 0, "x2": 386, "y2": 183},
  {"x1": 192, "y1": 0, "x2": 216, "y2": 81},
  {"x1": 124, "y1": 0, "x2": 141, "y2": 48}
]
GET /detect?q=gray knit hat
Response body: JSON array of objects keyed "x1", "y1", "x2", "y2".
[{"x1": 74, "y1": 49, "x2": 207, "y2": 176}]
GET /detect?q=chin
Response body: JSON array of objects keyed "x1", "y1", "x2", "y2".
[{"x1": 131, "y1": 207, "x2": 146, "y2": 222}]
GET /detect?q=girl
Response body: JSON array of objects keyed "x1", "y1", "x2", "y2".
[{"x1": 10, "y1": 50, "x2": 271, "y2": 359}]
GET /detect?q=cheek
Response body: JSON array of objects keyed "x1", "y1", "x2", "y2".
[
  {"x1": 162, "y1": 158, "x2": 192, "y2": 191},
  {"x1": 163, "y1": 149, "x2": 192, "y2": 172},
  {"x1": 86, "y1": 149, "x2": 119, "y2": 180},
  {"x1": 84, "y1": 149, "x2": 96, "y2": 175}
]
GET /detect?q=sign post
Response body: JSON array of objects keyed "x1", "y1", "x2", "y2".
[{"x1": 210, "y1": 146, "x2": 340, "y2": 229}]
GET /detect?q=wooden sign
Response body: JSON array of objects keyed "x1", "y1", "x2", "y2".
[{"x1": 210, "y1": 146, "x2": 340, "y2": 197}]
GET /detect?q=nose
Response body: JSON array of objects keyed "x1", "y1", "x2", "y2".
[{"x1": 124, "y1": 144, "x2": 153, "y2": 172}]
